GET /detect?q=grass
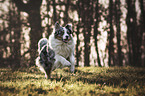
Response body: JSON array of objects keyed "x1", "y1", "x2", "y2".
[{"x1": 0, "y1": 66, "x2": 145, "y2": 96}]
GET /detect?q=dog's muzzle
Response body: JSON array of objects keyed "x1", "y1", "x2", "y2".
[{"x1": 62, "y1": 36, "x2": 70, "y2": 43}]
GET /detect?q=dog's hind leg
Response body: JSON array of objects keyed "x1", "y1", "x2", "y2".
[{"x1": 44, "y1": 67, "x2": 52, "y2": 79}]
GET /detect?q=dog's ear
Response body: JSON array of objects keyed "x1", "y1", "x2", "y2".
[
  {"x1": 55, "y1": 22, "x2": 60, "y2": 30},
  {"x1": 65, "y1": 24, "x2": 72, "y2": 34}
]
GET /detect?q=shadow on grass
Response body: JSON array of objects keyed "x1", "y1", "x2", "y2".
[
  {"x1": 53, "y1": 67, "x2": 145, "y2": 88},
  {"x1": 0, "y1": 86, "x2": 18, "y2": 93}
]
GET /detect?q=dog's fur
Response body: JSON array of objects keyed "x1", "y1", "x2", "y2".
[
  {"x1": 49, "y1": 22, "x2": 75, "y2": 73},
  {"x1": 35, "y1": 38, "x2": 55, "y2": 79},
  {"x1": 36, "y1": 22, "x2": 75, "y2": 79}
]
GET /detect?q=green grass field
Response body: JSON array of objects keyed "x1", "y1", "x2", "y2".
[{"x1": 0, "y1": 66, "x2": 145, "y2": 96}]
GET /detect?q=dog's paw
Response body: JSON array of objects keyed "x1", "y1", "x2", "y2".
[
  {"x1": 70, "y1": 64, "x2": 75, "y2": 73},
  {"x1": 63, "y1": 61, "x2": 71, "y2": 67},
  {"x1": 70, "y1": 69, "x2": 74, "y2": 73},
  {"x1": 45, "y1": 73, "x2": 51, "y2": 79},
  {"x1": 70, "y1": 68, "x2": 75, "y2": 73},
  {"x1": 45, "y1": 73, "x2": 48, "y2": 79}
]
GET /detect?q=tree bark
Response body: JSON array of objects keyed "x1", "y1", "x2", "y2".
[
  {"x1": 8, "y1": 1, "x2": 21, "y2": 69},
  {"x1": 28, "y1": 8, "x2": 42, "y2": 66},
  {"x1": 12, "y1": 0, "x2": 42, "y2": 66},
  {"x1": 76, "y1": 22, "x2": 81, "y2": 67},
  {"x1": 84, "y1": 1, "x2": 92, "y2": 67},
  {"x1": 53, "y1": 0, "x2": 57, "y2": 23},
  {"x1": 64, "y1": 0, "x2": 69, "y2": 24},
  {"x1": 108, "y1": 0, "x2": 115, "y2": 66},
  {"x1": 94, "y1": 0, "x2": 102, "y2": 67},
  {"x1": 115, "y1": 0, "x2": 122, "y2": 66},
  {"x1": 13, "y1": 12, "x2": 21, "y2": 68},
  {"x1": 126, "y1": 0, "x2": 143, "y2": 67},
  {"x1": 75, "y1": 0, "x2": 82, "y2": 67},
  {"x1": 140, "y1": 0, "x2": 145, "y2": 66},
  {"x1": 126, "y1": 0, "x2": 133, "y2": 66},
  {"x1": 78, "y1": 0, "x2": 91, "y2": 66},
  {"x1": 140, "y1": 0, "x2": 145, "y2": 25}
]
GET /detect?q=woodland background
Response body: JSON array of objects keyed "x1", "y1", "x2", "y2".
[{"x1": 0, "y1": 0, "x2": 145, "y2": 69}]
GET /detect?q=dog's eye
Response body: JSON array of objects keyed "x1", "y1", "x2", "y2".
[{"x1": 55, "y1": 31, "x2": 59, "y2": 35}]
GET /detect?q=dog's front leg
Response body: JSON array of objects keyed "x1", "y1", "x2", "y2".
[
  {"x1": 69, "y1": 53, "x2": 75, "y2": 73},
  {"x1": 52, "y1": 55, "x2": 71, "y2": 70}
]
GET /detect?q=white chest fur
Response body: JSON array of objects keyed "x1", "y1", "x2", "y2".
[{"x1": 49, "y1": 34, "x2": 75, "y2": 59}]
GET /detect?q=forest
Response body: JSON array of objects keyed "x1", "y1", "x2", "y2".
[
  {"x1": 0, "y1": 0, "x2": 145, "y2": 68},
  {"x1": 0, "y1": 0, "x2": 145, "y2": 95}
]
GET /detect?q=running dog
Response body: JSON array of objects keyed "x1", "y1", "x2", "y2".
[{"x1": 36, "y1": 22, "x2": 75, "y2": 79}]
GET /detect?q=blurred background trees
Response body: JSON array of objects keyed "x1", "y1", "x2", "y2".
[{"x1": 0, "y1": 0, "x2": 145, "y2": 69}]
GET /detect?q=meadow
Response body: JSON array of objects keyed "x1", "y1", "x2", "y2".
[{"x1": 0, "y1": 66, "x2": 145, "y2": 96}]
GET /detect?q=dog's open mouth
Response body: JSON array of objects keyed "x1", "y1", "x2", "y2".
[{"x1": 62, "y1": 39, "x2": 69, "y2": 43}]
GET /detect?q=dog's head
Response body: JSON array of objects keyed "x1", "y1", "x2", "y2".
[{"x1": 54, "y1": 22, "x2": 73, "y2": 43}]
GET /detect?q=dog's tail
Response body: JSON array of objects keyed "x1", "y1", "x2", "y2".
[
  {"x1": 38, "y1": 38, "x2": 48, "y2": 52},
  {"x1": 36, "y1": 38, "x2": 48, "y2": 74}
]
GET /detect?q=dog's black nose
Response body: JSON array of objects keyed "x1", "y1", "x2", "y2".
[{"x1": 65, "y1": 36, "x2": 69, "y2": 39}]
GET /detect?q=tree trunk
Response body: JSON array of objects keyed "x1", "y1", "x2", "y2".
[
  {"x1": 28, "y1": 9, "x2": 42, "y2": 66},
  {"x1": 84, "y1": 28, "x2": 91, "y2": 66},
  {"x1": 126, "y1": 0, "x2": 136, "y2": 66},
  {"x1": 12, "y1": 0, "x2": 43, "y2": 66},
  {"x1": 108, "y1": 0, "x2": 115, "y2": 66},
  {"x1": 83, "y1": 1, "x2": 92, "y2": 67},
  {"x1": 76, "y1": 23, "x2": 81, "y2": 67},
  {"x1": 64, "y1": 0, "x2": 69, "y2": 24},
  {"x1": 53, "y1": 0, "x2": 57, "y2": 23},
  {"x1": 8, "y1": 1, "x2": 21, "y2": 69},
  {"x1": 94, "y1": 0, "x2": 102, "y2": 67},
  {"x1": 140, "y1": 0, "x2": 145, "y2": 25},
  {"x1": 126, "y1": 0, "x2": 133, "y2": 66},
  {"x1": 126, "y1": 0, "x2": 143, "y2": 67},
  {"x1": 140, "y1": 0, "x2": 145, "y2": 66},
  {"x1": 78, "y1": 0, "x2": 91, "y2": 66},
  {"x1": 13, "y1": 12, "x2": 21, "y2": 68},
  {"x1": 75, "y1": 1, "x2": 82, "y2": 67},
  {"x1": 115, "y1": 0, "x2": 122, "y2": 66}
]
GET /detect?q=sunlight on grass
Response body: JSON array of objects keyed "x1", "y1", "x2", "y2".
[{"x1": 0, "y1": 66, "x2": 145, "y2": 95}]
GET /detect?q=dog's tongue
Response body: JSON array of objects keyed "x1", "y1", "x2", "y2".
[{"x1": 63, "y1": 39, "x2": 68, "y2": 43}]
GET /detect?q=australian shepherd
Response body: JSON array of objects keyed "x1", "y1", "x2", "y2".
[{"x1": 36, "y1": 22, "x2": 75, "y2": 79}]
